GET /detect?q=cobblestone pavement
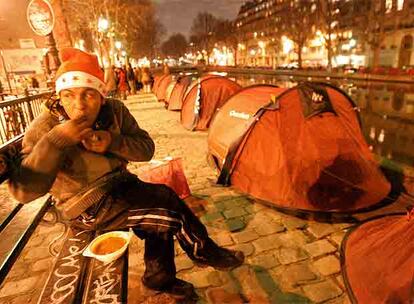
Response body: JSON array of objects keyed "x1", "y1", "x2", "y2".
[{"x1": 0, "y1": 93, "x2": 410, "y2": 304}]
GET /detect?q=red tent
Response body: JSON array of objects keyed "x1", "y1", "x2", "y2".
[
  {"x1": 152, "y1": 75, "x2": 164, "y2": 94},
  {"x1": 208, "y1": 82, "x2": 392, "y2": 213},
  {"x1": 164, "y1": 80, "x2": 177, "y2": 105},
  {"x1": 155, "y1": 75, "x2": 173, "y2": 102},
  {"x1": 341, "y1": 212, "x2": 414, "y2": 303},
  {"x1": 181, "y1": 76, "x2": 242, "y2": 131},
  {"x1": 167, "y1": 75, "x2": 193, "y2": 111}
]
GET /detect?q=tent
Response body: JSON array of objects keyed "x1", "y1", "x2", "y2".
[
  {"x1": 181, "y1": 76, "x2": 242, "y2": 131},
  {"x1": 207, "y1": 82, "x2": 392, "y2": 213},
  {"x1": 152, "y1": 75, "x2": 164, "y2": 94},
  {"x1": 341, "y1": 212, "x2": 414, "y2": 303},
  {"x1": 164, "y1": 79, "x2": 177, "y2": 105},
  {"x1": 167, "y1": 75, "x2": 193, "y2": 111},
  {"x1": 155, "y1": 74, "x2": 173, "y2": 102}
]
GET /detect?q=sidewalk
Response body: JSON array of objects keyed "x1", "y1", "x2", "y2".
[{"x1": 0, "y1": 93, "x2": 408, "y2": 304}]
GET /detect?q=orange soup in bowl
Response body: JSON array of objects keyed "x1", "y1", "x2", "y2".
[{"x1": 91, "y1": 237, "x2": 127, "y2": 255}]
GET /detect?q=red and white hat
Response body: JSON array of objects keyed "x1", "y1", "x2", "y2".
[{"x1": 55, "y1": 48, "x2": 106, "y2": 96}]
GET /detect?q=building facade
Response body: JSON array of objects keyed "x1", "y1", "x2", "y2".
[{"x1": 234, "y1": 0, "x2": 414, "y2": 69}]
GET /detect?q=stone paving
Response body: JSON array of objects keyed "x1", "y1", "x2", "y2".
[{"x1": 0, "y1": 93, "x2": 411, "y2": 304}]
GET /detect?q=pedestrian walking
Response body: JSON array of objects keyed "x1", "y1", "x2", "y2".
[
  {"x1": 134, "y1": 67, "x2": 142, "y2": 91},
  {"x1": 141, "y1": 67, "x2": 152, "y2": 93},
  {"x1": 127, "y1": 64, "x2": 136, "y2": 95},
  {"x1": 117, "y1": 66, "x2": 128, "y2": 100}
]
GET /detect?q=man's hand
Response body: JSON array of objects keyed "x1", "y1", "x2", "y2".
[
  {"x1": 53, "y1": 117, "x2": 92, "y2": 146},
  {"x1": 81, "y1": 130, "x2": 112, "y2": 153}
]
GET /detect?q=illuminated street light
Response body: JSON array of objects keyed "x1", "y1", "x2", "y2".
[
  {"x1": 98, "y1": 17, "x2": 109, "y2": 32},
  {"x1": 121, "y1": 50, "x2": 127, "y2": 57},
  {"x1": 115, "y1": 41, "x2": 122, "y2": 50},
  {"x1": 282, "y1": 36, "x2": 294, "y2": 54}
]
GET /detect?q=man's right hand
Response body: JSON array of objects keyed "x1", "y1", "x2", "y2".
[{"x1": 52, "y1": 117, "x2": 93, "y2": 146}]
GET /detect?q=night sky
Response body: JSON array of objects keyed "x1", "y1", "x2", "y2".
[{"x1": 154, "y1": 0, "x2": 246, "y2": 39}]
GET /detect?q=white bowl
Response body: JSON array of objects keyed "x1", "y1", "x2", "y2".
[{"x1": 83, "y1": 230, "x2": 133, "y2": 264}]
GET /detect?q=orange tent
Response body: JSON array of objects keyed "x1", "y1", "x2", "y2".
[
  {"x1": 165, "y1": 79, "x2": 177, "y2": 105},
  {"x1": 208, "y1": 82, "x2": 392, "y2": 212},
  {"x1": 152, "y1": 75, "x2": 164, "y2": 94},
  {"x1": 341, "y1": 212, "x2": 414, "y2": 303},
  {"x1": 181, "y1": 76, "x2": 242, "y2": 131},
  {"x1": 167, "y1": 75, "x2": 193, "y2": 111},
  {"x1": 155, "y1": 75, "x2": 173, "y2": 102}
]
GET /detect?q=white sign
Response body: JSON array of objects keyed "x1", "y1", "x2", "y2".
[
  {"x1": 27, "y1": 0, "x2": 55, "y2": 36},
  {"x1": 19, "y1": 39, "x2": 36, "y2": 49}
]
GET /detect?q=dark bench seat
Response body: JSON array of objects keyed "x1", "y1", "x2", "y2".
[
  {"x1": 0, "y1": 136, "x2": 129, "y2": 303},
  {"x1": 38, "y1": 228, "x2": 128, "y2": 304}
]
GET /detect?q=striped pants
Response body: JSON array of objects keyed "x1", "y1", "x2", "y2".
[{"x1": 73, "y1": 173, "x2": 210, "y2": 288}]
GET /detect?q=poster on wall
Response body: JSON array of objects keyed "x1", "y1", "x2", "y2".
[{"x1": 0, "y1": 49, "x2": 44, "y2": 75}]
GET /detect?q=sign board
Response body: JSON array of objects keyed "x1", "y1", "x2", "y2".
[
  {"x1": 19, "y1": 39, "x2": 36, "y2": 49},
  {"x1": 0, "y1": 49, "x2": 44, "y2": 76},
  {"x1": 26, "y1": 0, "x2": 55, "y2": 36}
]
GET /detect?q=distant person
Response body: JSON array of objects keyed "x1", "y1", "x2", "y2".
[
  {"x1": 126, "y1": 64, "x2": 136, "y2": 95},
  {"x1": 117, "y1": 67, "x2": 128, "y2": 100},
  {"x1": 134, "y1": 67, "x2": 142, "y2": 91},
  {"x1": 141, "y1": 67, "x2": 152, "y2": 93},
  {"x1": 31, "y1": 76, "x2": 39, "y2": 89},
  {"x1": 163, "y1": 64, "x2": 170, "y2": 75}
]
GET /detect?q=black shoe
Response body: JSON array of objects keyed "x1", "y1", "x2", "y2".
[
  {"x1": 143, "y1": 278, "x2": 198, "y2": 301},
  {"x1": 193, "y1": 239, "x2": 245, "y2": 271}
]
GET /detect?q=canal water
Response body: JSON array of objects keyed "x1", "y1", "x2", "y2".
[{"x1": 225, "y1": 73, "x2": 414, "y2": 169}]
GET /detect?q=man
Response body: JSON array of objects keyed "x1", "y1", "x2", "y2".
[{"x1": 8, "y1": 48, "x2": 243, "y2": 300}]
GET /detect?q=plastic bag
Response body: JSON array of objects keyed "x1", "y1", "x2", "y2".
[{"x1": 137, "y1": 157, "x2": 191, "y2": 199}]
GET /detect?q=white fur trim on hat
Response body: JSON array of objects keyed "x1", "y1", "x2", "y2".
[{"x1": 55, "y1": 71, "x2": 106, "y2": 96}]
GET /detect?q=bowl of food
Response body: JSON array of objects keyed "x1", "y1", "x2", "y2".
[{"x1": 83, "y1": 230, "x2": 133, "y2": 264}]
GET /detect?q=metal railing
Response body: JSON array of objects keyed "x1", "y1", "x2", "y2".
[{"x1": 0, "y1": 92, "x2": 53, "y2": 144}]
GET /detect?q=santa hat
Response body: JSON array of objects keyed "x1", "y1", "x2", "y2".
[{"x1": 55, "y1": 48, "x2": 106, "y2": 96}]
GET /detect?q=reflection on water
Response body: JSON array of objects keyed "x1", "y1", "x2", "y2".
[{"x1": 228, "y1": 74, "x2": 414, "y2": 167}]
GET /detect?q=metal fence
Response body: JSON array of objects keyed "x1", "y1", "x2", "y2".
[{"x1": 0, "y1": 92, "x2": 53, "y2": 145}]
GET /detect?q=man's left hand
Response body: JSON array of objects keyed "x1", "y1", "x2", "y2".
[{"x1": 81, "y1": 130, "x2": 112, "y2": 153}]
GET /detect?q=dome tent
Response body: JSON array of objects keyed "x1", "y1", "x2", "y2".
[
  {"x1": 152, "y1": 74, "x2": 164, "y2": 93},
  {"x1": 166, "y1": 75, "x2": 193, "y2": 111},
  {"x1": 155, "y1": 74, "x2": 173, "y2": 102},
  {"x1": 181, "y1": 76, "x2": 242, "y2": 131},
  {"x1": 207, "y1": 82, "x2": 392, "y2": 213},
  {"x1": 341, "y1": 212, "x2": 414, "y2": 303},
  {"x1": 164, "y1": 79, "x2": 177, "y2": 105}
]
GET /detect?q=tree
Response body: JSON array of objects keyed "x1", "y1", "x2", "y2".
[
  {"x1": 62, "y1": 0, "x2": 165, "y2": 62},
  {"x1": 190, "y1": 12, "x2": 219, "y2": 64},
  {"x1": 359, "y1": 0, "x2": 387, "y2": 68},
  {"x1": 316, "y1": 0, "x2": 339, "y2": 70},
  {"x1": 214, "y1": 19, "x2": 240, "y2": 66},
  {"x1": 161, "y1": 33, "x2": 187, "y2": 58},
  {"x1": 280, "y1": 0, "x2": 318, "y2": 68},
  {"x1": 51, "y1": 0, "x2": 73, "y2": 48}
]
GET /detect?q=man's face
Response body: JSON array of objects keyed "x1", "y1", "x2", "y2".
[{"x1": 60, "y1": 87, "x2": 102, "y2": 126}]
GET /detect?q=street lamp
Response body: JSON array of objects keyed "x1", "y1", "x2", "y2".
[
  {"x1": 98, "y1": 17, "x2": 109, "y2": 32},
  {"x1": 115, "y1": 41, "x2": 122, "y2": 50}
]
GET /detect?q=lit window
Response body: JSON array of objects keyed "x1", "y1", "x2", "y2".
[
  {"x1": 397, "y1": 0, "x2": 404, "y2": 10},
  {"x1": 385, "y1": 0, "x2": 392, "y2": 13}
]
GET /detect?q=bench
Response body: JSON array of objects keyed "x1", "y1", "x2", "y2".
[{"x1": 0, "y1": 136, "x2": 129, "y2": 303}]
